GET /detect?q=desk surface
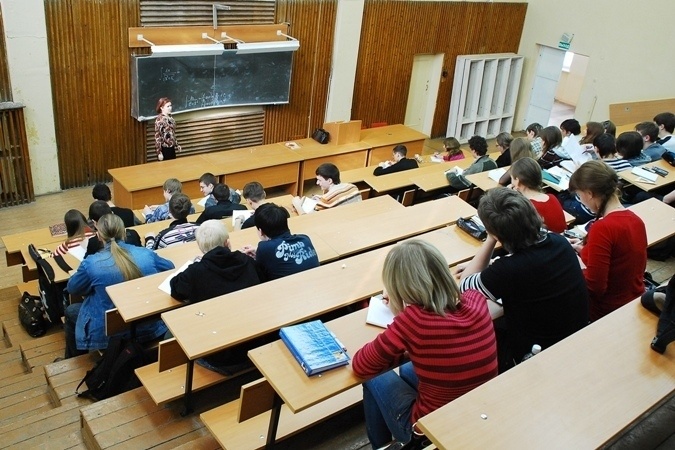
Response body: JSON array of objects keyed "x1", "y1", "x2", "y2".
[
  {"x1": 627, "y1": 197, "x2": 675, "y2": 246},
  {"x1": 200, "y1": 143, "x2": 302, "y2": 175},
  {"x1": 108, "y1": 155, "x2": 213, "y2": 192},
  {"x1": 409, "y1": 158, "x2": 478, "y2": 193},
  {"x1": 619, "y1": 160, "x2": 675, "y2": 192},
  {"x1": 364, "y1": 163, "x2": 443, "y2": 194},
  {"x1": 360, "y1": 124, "x2": 428, "y2": 148},
  {"x1": 288, "y1": 138, "x2": 371, "y2": 159},
  {"x1": 417, "y1": 300, "x2": 675, "y2": 450}
]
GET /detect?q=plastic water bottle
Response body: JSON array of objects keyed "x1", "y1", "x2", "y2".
[{"x1": 522, "y1": 344, "x2": 542, "y2": 362}]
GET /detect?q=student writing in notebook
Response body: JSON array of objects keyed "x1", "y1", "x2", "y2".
[
  {"x1": 353, "y1": 240, "x2": 497, "y2": 449},
  {"x1": 291, "y1": 163, "x2": 361, "y2": 214},
  {"x1": 372, "y1": 144, "x2": 418, "y2": 176}
]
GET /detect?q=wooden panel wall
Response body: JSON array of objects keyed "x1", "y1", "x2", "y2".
[
  {"x1": 353, "y1": 1, "x2": 527, "y2": 138},
  {"x1": 45, "y1": 0, "x2": 146, "y2": 189},
  {"x1": 266, "y1": 0, "x2": 337, "y2": 143},
  {"x1": 0, "y1": 5, "x2": 12, "y2": 102}
]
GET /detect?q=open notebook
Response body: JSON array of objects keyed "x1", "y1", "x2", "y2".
[{"x1": 366, "y1": 295, "x2": 395, "y2": 328}]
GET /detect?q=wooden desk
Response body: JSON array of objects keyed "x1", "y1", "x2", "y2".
[
  {"x1": 360, "y1": 125, "x2": 428, "y2": 165},
  {"x1": 2, "y1": 228, "x2": 67, "y2": 266},
  {"x1": 201, "y1": 143, "x2": 303, "y2": 196},
  {"x1": 363, "y1": 163, "x2": 442, "y2": 195},
  {"x1": 619, "y1": 160, "x2": 675, "y2": 192},
  {"x1": 417, "y1": 300, "x2": 675, "y2": 449},
  {"x1": 409, "y1": 158, "x2": 477, "y2": 193},
  {"x1": 289, "y1": 139, "x2": 370, "y2": 195},
  {"x1": 627, "y1": 197, "x2": 675, "y2": 246},
  {"x1": 465, "y1": 171, "x2": 501, "y2": 192},
  {"x1": 109, "y1": 155, "x2": 213, "y2": 209},
  {"x1": 318, "y1": 196, "x2": 476, "y2": 256}
]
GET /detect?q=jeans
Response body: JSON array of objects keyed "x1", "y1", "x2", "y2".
[
  {"x1": 64, "y1": 303, "x2": 87, "y2": 359},
  {"x1": 363, "y1": 362, "x2": 418, "y2": 449}
]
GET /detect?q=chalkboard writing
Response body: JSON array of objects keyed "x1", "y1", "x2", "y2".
[{"x1": 131, "y1": 50, "x2": 293, "y2": 120}]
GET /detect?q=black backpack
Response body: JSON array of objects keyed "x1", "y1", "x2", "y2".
[
  {"x1": 18, "y1": 291, "x2": 50, "y2": 337},
  {"x1": 76, "y1": 335, "x2": 148, "y2": 401},
  {"x1": 28, "y1": 244, "x2": 71, "y2": 324}
]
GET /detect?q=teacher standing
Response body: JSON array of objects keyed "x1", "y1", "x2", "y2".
[{"x1": 154, "y1": 97, "x2": 180, "y2": 161}]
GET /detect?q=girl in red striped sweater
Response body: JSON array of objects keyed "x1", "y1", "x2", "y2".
[{"x1": 353, "y1": 240, "x2": 498, "y2": 449}]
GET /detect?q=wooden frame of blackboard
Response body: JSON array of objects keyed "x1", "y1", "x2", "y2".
[{"x1": 131, "y1": 50, "x2": 293, "y2": 121}]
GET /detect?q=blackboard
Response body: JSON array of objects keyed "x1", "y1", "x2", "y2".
[{"x1": 131, "y1": 50, "x2": 293, "y2": 120}]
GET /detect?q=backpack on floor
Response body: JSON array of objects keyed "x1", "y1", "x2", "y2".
[
  {"x1": 28, "y1": 244, "x2": 70, "y2": 324},
  {"x1": 17, "y1": 291, "x2": 50, "y2": 337},
  {"x1": 76, "y1": 335, "x2": 148, "y2": 401}
]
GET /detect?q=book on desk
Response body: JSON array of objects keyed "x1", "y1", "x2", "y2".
[{"x1": 279, "y1": 320, "x2": 350, "y2": 376}]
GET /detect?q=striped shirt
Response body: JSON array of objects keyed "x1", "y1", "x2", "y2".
[
  {"x1": 352, "y1": 289, "x2": 497, "y2": 424},
  {"x1": 602, "y1": 157, "x2": 632, "y2": 173},
  {"x1": 145, "y1": 220, "x2": 198, "y2": 250},
  {"x1": 314, "y1": 183, "x2": 361, "y2": 210}
]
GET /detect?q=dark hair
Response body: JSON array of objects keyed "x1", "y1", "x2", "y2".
[
  {"x1": 593, "y1": 133, "x2": 616, "y2": 158},
  {"x1": 155, "y1": 97, "x2": 171, "y2": 114},
  {"x1": 653, "y1": 112, "x2": 675, "y2": 134},
  {"x1": 392, "y1": 144, "x2": 407, "y2": 157},
  {"x1": 580, "y1": 122, "x2": 604, "y2": 145},
  {"x1": 92, "y1": 183, "x2": 112, "y2": 202},
  {"x1": 212, "y1": 184, "x2": 231, "y2": 202},
  {"x1": 316, "y1": 163, "x2": 341, "y2": 184},
  {"x1": 64, "y1": 209, "x2": 88, "y2": 238},
  {"x1": 560, "y1": 119, "x2": 581, "y2": 136},
  {"x1": 468, "y1": 135, "x2": 488, "y2": 156},
  {"x1": 569, "y1": 160, "x2": 619, "y2": 218},
  {"x1": 89, "y1": 200, "x2": 113, "y2": 222},
  {"x1": 635, "y1": 121, "x2": 659, "y2": 143},
  {"x1": 169, "y1": 193, "x2": 192, "y2": 220},
  {"x1": 477, "y1": 188, "x2": 543, "y2": 253},
  {"x1": 199, "y1": 172, "x2": 217, "y2": 187},
  {"x1": 254, "y1": 203, "x2": 290, "y2": 238},
  {"x1": 526, "y1": 123, "x2": 543, "y2": 136},
  {"x1": 602, "y1": 120, "x2": 617, "y2": 137},
  {"x1": 242, "y1": 181, "x2": 266, "y2": 202},
  {"x1": 540, "y1": 126, "x2": 562, "y2": 151},
  {"x1": 510, "y1": 157, "x2": 542, "y2": 191},
  {"x1": 615, "y1": 131, "x2": 644, "y2": 159}
]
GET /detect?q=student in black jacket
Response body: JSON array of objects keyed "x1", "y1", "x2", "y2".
[
  {"x1": 373, "y1": 144, "x2": 419, "y2": 176},
  {"x1": 195, "y1": 183, "x2": 247, "y2": 224}
]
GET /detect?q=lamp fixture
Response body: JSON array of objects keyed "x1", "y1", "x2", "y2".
[
  {"x1": 235, "y1": 30, "x2": 300, "y2": 54},
  {"x1": 137, "y1": 34, "x2": 225, "y2": 57}
]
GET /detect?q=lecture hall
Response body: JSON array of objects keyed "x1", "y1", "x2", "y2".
[{"x1": 0, "y1": 0, "x2": 674, "y2": 448}]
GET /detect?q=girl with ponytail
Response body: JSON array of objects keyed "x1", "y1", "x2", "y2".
[
  {"x1": 568, "y1": 161, "x2": 647, "y2": 321},
  {"x1": 64, "y1": 214, "x2": 174, "y2": 358}
]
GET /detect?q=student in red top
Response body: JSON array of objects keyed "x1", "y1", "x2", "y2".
[
  {"x1": 352, "y1": 240, "x2": 497, "y2": 449},
  {"x1": 53, "y1": 209, "x2": 96, "y2": 257},
  {"x1": 510, "y1": 157, "x2": 567, "y2": 233},
  {"x1": 568, "y1": 161, "x2": 647, "y2": 321}
]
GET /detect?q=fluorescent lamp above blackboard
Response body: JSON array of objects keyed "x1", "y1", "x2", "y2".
[
  {"x1": 149, "y1": 43, "x2": 225, "y2": 57},
  {"x1": 236, "y1": 41, "x2": 299, "y2": 54}
]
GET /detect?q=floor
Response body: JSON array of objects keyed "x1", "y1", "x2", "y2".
[{"x1": 548, "y1": 100, "x2": 576, "y2": 127}]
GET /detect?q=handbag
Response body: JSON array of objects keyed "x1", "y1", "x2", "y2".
[
  {"x1": 457, "y1": 216, "x2": 487, "y2": 241},
  {"x1": 311, "y1": 128, "x2": 330, "y2": 144},
  {"x1": 18, "y1": 292, "x2": 50, "y2": 337},
  {"x1": 662, "y1": 151, "x2": 675, "y2": 167}
]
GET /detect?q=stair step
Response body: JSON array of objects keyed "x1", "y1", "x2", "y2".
[
  {"x1": 45, "y1": 352, "x2": 99, "y2": 406},
  {"x1": 0, "y1": 370, "x2": 46, "y2": 402},
  {"x1": 0, "y1": 400, "x2": 82, "y2": 447},
  {"x1": 20, "y1": 332, "x2": 66, "y2": 372},
  {"x1": 0, "y1": 358, "x2": 29, "y2": 381}
]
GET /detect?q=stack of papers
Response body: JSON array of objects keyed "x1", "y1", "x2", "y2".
[
  {"x1": 366, "y1": 295, "x2": 395, "y2": 328},
  {"x1": 631, "y1": 167, "x2": 658, "y2": 183}
]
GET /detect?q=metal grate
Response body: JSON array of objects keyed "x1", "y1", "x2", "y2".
[
  {"x1": 140, "y1": 0, "x2": 276, "y2": 26},
  {"x1": 145, "y1": 110, "x2": 265, "y2": 161}
]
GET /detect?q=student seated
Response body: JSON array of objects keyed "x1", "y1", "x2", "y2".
[
  {"x1": 199, "y1": 172, "x2": 241, "y2": 208},
  {"x1": 445, "y1": 135, "x2": 497, "y2": 190},
  {"x1": 654, "y1": 112, "x2": 675, "y2": 152},
  {"x1": 593, "y1": 133, "x2": 631, "y2": 172},
  {"x1": 510, "y1": 157, "x2": 567, "y2": 234},
  {"x1": 170, "y1": 220, "x2": 262, "y2": 304},
  {"x1": 91, "y1": 183, "x2": 136, "y2": 227},
  {"x1": 145, "y1": 193, "x2": 199, "y2": 250},
  {"x1": 142, "y1": 178, "x2": 195, "y2": 223},
  {"x1": 292, "y1": 163, "x2": 361, "y2": 214},
  {"x1": 568, "y1": 161, "x2": 647, "y2": 321},
  {"x1": 494, "y1": 132, "x2": 514, "y2": 168},
  {"x1": 195, "y1": 183, "x2": 247, "y2": 224},
  {"x1": 235, "y1": 181, "x2": 266, "y2": 230},
  {"x1": 458, "y1": 188, "x2": 588, "y2": 372},
  {"x1": 601, "y1": 119, "x2": 617, "y2": 137},
  {"x1": 242, "y1": 203, "x2": 319, "y2": 280},
  {"x1": 353, "y1": 240, "x2": 497, "y2": 449},
  {"x1": 525, "y1": 122, "x2": 544, "y2": 158},
  {"x1": 434, "y1": 137, "x2": 464, "y2": 162},
  {"x1": 64, "y1": 214, "x2": 173, "y2": 358},
  {"x1": 372, "y1": 144, "x2": 419, "y2": 176},
  {"x1": 618, "y1": 131, "x2": 651, "y2": 167},
  {"x1": 537, "y1": 126, "x2": 567, "y2": 169},
  {"x1": 85, "y1": 201, "x2": 142, "y2": 257},
  {"x1": 53, "y1": 209, "x2": 96, "y2": 257},
  {"x1": 636, "y1": 121, "x2": 667, "y2": 162},
  {"x1": 498, "y1": 137, "x2": 535, "y2": 186}
]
